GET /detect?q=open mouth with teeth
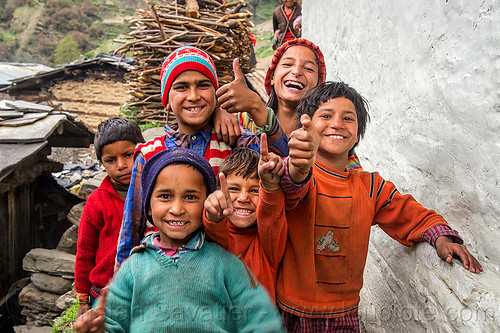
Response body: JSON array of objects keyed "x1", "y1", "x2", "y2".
[
  {"x1": 284, "y1": 80, "x2": 305, "y2": 91},
  {"x1": 166, "y1": 221, "x2": 188, "y2": 226},
  {"x1": 327, "y1": 134, "x2": 346, "y2": 140},
  {"x1": 233, "y1": 208, "x2": 254, "y2": 217},
  {"x1": 184, "y1": 106, "x2": 204, "y2": 113}
]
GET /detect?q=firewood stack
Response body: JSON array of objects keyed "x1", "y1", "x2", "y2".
[{"x1": 114, "y1": 0, "x2": 255, "y2": 125}]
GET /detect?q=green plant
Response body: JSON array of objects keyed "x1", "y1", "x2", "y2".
[
  {"x1": 51, "y1": 299, "x2": 79, "y2": 333},
  {"x1": 119, "y1": 103, "x2": 138, "y2": 121},
  {"x1": 53, "y1": 34, "x2": 82, "y2": 65},
  {"x1": 139, "y1": 121, "x2": 163, "y2": 131}
]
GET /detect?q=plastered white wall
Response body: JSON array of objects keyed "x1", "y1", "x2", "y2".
[{"x1": 303, "y1": 1, "x2": 499, "y2": 332}]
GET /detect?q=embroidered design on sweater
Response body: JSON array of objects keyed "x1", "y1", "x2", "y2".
[{"x1": 316, "y1": 230, "x2": 340, "y2": 253}]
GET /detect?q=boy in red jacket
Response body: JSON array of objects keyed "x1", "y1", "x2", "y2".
[{"x1": 74, "y1": 117, "x2": 144, "y2": 317}]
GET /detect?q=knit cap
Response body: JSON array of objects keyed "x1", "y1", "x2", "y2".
[
  {"x1": 264, "y1": 38, "x2": 326, "y2": 96},
  {"x1": 293, "y1": 15, "x2": 302, "y2": 29},
  {"x1": 160, "y1": 46, "x2": 219, "y2": 107},
  {"x1": 141, "y1": 148, "x2": 217, "y2": 224}
]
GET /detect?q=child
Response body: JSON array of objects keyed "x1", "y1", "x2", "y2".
[
  {"x1": 216, "y1": 38, "x2": 363, "y2": 170},
  {"x1": 278, "y1": 82, "x2": 482, "y2": 331},
  {"x1": 293, "y1": 15, "x2": 302, "y2": 37},
  {"x1": 203, "y1": 136, "x2": 286, "y2": 301},
  {"x1": 115, "y1": 46, "x2": 288, "y2": 267},
  {"x1": 105, "y1": 148, "x2": 285, "y2": 332},
  {"x1": 273, "y1": 0, "x2": 301, "y2": 50},
  {"x1": 75, "y1": 117, "x2": 144, "y2": 317}
]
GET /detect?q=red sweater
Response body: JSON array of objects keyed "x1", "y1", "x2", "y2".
[
  {"x1": 75, "y1": 175, "x2": 125, "y2": 297},
  {"x1": 203, "y1": 187, "x2": 287, "y2": 302},
  {"x1": 278, "y1": 159, "x2": 451, "y2": 318}
]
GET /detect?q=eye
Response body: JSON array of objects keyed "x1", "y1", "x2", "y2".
[
  {"x1": 304, "y1": 65, "x2": 316, "y2": 72},
  {"x1": 159, "y1": 194, "x2": 172, "y2": 200},
  {"x1": 320, "y1": 114, "x2": 331, "y2": 119},
  {"x1": 104, "y1": 158, "x2": 116, "y2": 164},
  {"x1": 228, "y1": 187, "x2": 239, "y2": 192},
  {"x1": 125, "y1": 152, "x2": 134, "y2": 159},
  {"x1": 198, "y1": 82, "x2": 212, "y2": 89},
  {"x1": 172, "y1": 84, "x2": 187, "y2": 91},
  {"x1": 250, "y1": 188, "x2": 259, "y2": 194},
  {"x1": 185, "y1": 194, "x2": 199, "y2": 201}
]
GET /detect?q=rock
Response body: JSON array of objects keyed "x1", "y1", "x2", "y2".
[
  {"x1": 13, "y1": 325, "x2": 53, "y2": 333},
  {"x1": 30, "y1": 273, "x2": 72, "y2": 295},
  {"x1": 23, "y1": 248, "x2": 75, "y2": 275},
  {"x1": 56, "y1": 225, "x2": 78, "y2": 254},
  {"x1": 19, "y1": 283, "x2": 61, "y2": 312},
  {"x1": 77, "y1": 172, "x2": 105, "y2": 200},
  {"x1": 67, "y1": 202, "x2": 84, "y2": 227},
  {"x1": 56, "y1": 289, "x2": 77, "y2": 311}
]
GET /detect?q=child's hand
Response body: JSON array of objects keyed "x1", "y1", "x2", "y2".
[
  {"x1": 435, "y1": 236, "x2": 483, "y2": 273},
  {"x1": 288, "y1": 114, "x2": 319, "y2": 183},
  {"x1": 258, "y1": 133, "x2": 285, "y2": 191},
  {"x1": 216, "y1": 58, "x2": 269, "y2": 126},
  {"x1": 74, "y1": 287, "x2": 107, "y2": 333},
  {"x1": 213, "y1": 106, "x2": 242, "y2": 146},
  {"x1": 76, "y1": 302, "x2": 90, "y2": 319},
  {"x1": 204, "y1": 173, "x2": 234, "y2": 222}
]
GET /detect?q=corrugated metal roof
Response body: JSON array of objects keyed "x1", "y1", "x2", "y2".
[{"x1": 0, "y1": 63, "x2": 53, "y2": 86}]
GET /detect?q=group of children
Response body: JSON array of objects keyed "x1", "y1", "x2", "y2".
[{"x1": 75, "y1": 39, "x2": 482, "y2": 333}]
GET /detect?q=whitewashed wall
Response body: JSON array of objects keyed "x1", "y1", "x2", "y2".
[{"x1": 303, "y1": 1, "x2": 499, "y2": 332}]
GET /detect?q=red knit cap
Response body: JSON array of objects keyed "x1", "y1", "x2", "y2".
[
  {"x1": 160, "y1": 46, "x2": 218, "y2": 107},
  {"x1": 264, "y1": 38, "x2": 326, "y2": 96}
]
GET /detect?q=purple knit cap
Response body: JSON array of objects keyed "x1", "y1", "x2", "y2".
[{"x1": 141, "y1": 148, "x2": 217, "y2": 224}]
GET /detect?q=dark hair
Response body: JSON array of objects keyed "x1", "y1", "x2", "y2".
[
  {"x1": 219, "y1": 147, "x2": 259, "y2": 182},
  {"x1": 296, "y1": 82, "x2": 370, "y2": 147},
  {"x1": 94, "y1": 117, "x2": 145, "y2": 162}
]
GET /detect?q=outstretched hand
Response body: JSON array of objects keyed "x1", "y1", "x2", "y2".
[
  {"x1": 204, "y1": 173, "x2": 234, "y2": 222},
  {"x1": 216, "y1": 58, "x2": 268, "y2": 126},
  {"x1": 258, "y1": 133, "x2": 285, "y2": 191},
  {"x1": 74, "y1": 287, "x2": 107, "y2": 333},
  {"x1": 288, "y1": 114, "x2": 319, "y2": 183},
  {"x1": 435, "y1": 236, "x2": 483, "y2": 273},
  {"x1": 212, "y1": 106, "x2": 242, "y2": 146}
]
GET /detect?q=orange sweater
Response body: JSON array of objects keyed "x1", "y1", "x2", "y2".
[
  {"x1": 203, "y1": 187, "x2": 287, "y2": 302},
  {"x1": 278, "y1": 159, "x2": 450, "y2": 318}
]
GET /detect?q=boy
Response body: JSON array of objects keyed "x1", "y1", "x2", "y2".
[
  {"x1": 115, "y1": 46, "x2": 289, "y2": 267},
  {"x1": 278, "y1": 82, "x2": 482, "y2": 331},
  {"x1": 203, "y1": 135, "x2": 286, "y2": 301},
  {"x1": 75, "y1": 117, "x2": 144, "y2": 317},
  {"x1": 104, "y1": 147, "x2": 285, "y2": 332}
]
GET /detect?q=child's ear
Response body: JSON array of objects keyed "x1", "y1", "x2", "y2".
[{"x1": 271, "y1": 76, "x2": 275, "y2": 87}]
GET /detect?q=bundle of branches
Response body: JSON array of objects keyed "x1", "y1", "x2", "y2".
[{"x1": 114, "y1": 0, "x2": 255, "y2": 125}]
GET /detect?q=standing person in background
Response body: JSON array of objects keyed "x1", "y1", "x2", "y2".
[{"x1": 273, "y1": 0, "x2": 301, "y2": 50}]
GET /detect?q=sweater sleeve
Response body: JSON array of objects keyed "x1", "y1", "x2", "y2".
[
  {"x1": 203, "y1": 214, "x2": 230, "y2": 249},
  {"x1": 257, "y1": 187, "x2": 287, "y2": 267},
  {"x1": 115, "y1": 155, "x2": 145, "y2": 268},
  {"x1": 223, "y1": 258, "x2": 285, "y2": 333},
  {"x1": 74, "y1": 194, "x2": 104, "y2": 294},
  {"x1": 371, "y1": 173, "x2": 450, "y2": 247},
  {"x1": 105, "y1": 258, "x2": 134, "y2": 333}
]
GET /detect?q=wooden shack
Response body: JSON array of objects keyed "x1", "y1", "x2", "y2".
[
  {"x1": 1, "y1": 54, "x2": 134, "y2": 131},
  {"x1": 0, "y1": 100, "x2": 94, "y2": 301}
]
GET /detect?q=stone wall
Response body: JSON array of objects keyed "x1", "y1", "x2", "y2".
[{"x1": 303, "y1": 1, "x2": 499, "y2": 332}]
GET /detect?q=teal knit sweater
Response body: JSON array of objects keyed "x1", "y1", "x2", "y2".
[{"x1": 105, "y1": 232, "x2": 285, "y2": 332}]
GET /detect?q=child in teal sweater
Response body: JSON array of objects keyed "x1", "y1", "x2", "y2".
[{"x1": 104, "y1": 148, "x2": 284, "y2": 332}]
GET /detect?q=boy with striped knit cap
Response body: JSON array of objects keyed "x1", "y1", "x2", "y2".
[
  {"x1": 104, "y1": 148, "x2": 285, "y2": 332},
  {"x1": 115, "y1": 46, "x2": 288, "y2": 267}
]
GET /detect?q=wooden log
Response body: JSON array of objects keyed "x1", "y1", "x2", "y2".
[{"x1": 186, "y1": 0, "x2": 200, "y2": 19}]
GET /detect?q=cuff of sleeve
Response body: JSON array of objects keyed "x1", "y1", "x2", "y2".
[
  {"x1": 253, "y1": 107, "x2": 275, "y2": 135},
  {"x1": 280, "y1": 157, "x2": 312, "y2": 195},
  {"x1": 259, "y1": 184, "x2": 284, "y2": 203},
  {"x1": 423, "y1": 224, "x2": 463, "y2": 247},
  {"x1": 77, "y1": 292, "x2": 89, "y2": 303}
]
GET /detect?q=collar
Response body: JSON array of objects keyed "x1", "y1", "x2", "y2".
[{"x1": 164, "y1": 124, "x2": 213, "y2": 146}]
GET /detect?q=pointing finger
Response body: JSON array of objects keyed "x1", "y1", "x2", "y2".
[{"x1": 260, "y1": 133, "x2": 269, "y2": 162}]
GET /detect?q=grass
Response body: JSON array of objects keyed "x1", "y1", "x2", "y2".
[{"x1": 51, "y1": 299, "x2": 79, "y2": 333}]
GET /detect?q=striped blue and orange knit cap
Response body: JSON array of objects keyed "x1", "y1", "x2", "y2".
[{"x1": 160, "y1": 46, "x2": 219, "y2": 107}]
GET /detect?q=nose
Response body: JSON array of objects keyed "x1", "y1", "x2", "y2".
[
  {"x1": 187, "y1": 86, "x2": 200, "y2": 101},
  {"x1": 116, "y1": 156, "x2": 127, "y2": 170},
  {"x1": 291, "y1": 64, "x2": 303, "y2": 77},
  {"x1": 169, "y1": 198, "x2": 185, "y2": 216},
  {"x1": 329, "y1": 114, "x2": 344, "y2": 129},
  {"x1": 237, "y1": 191, "x2": 250, "y2": 203}
]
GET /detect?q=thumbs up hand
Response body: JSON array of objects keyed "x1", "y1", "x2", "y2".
[
  {"x1": 216, "y1": 58, "x2": 269, "y2": 126},
  {"x1": 288, "y1": 114, "x2": 319, "y2": 183},
  {"x1": 204, "y1": 173, "x2": 234, "y2": 222}
]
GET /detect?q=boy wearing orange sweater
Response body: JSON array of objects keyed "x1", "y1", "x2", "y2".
[
  {"x1": 203, "y1": 136, "x2": 286, "y2": 301},
  {"x1": 278, "y1": 82, "x2": 482, "y2": 332}
]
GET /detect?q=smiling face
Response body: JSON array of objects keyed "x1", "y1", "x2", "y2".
[
  {"x1": 167, "y1": 70, "x2": 216, "y2": 135},
  {"x1": 226, "y1": 171, "x2": 260, "y2": 229},
  {"x1": 312, "y1": 97, "x2": 359, "y2": 171},
  {"x1": 148, "y1": 164, "x2": 207, "y2": 248},
  {"x1": 100, "y1": 140, "x2": 136, "y2": 186},
  {"x1": 282, "y1": 0, "x2": 296, "y2": 9},
  {"x1": 271, "y1": 45, "x2": 319, "y2": 108}
]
